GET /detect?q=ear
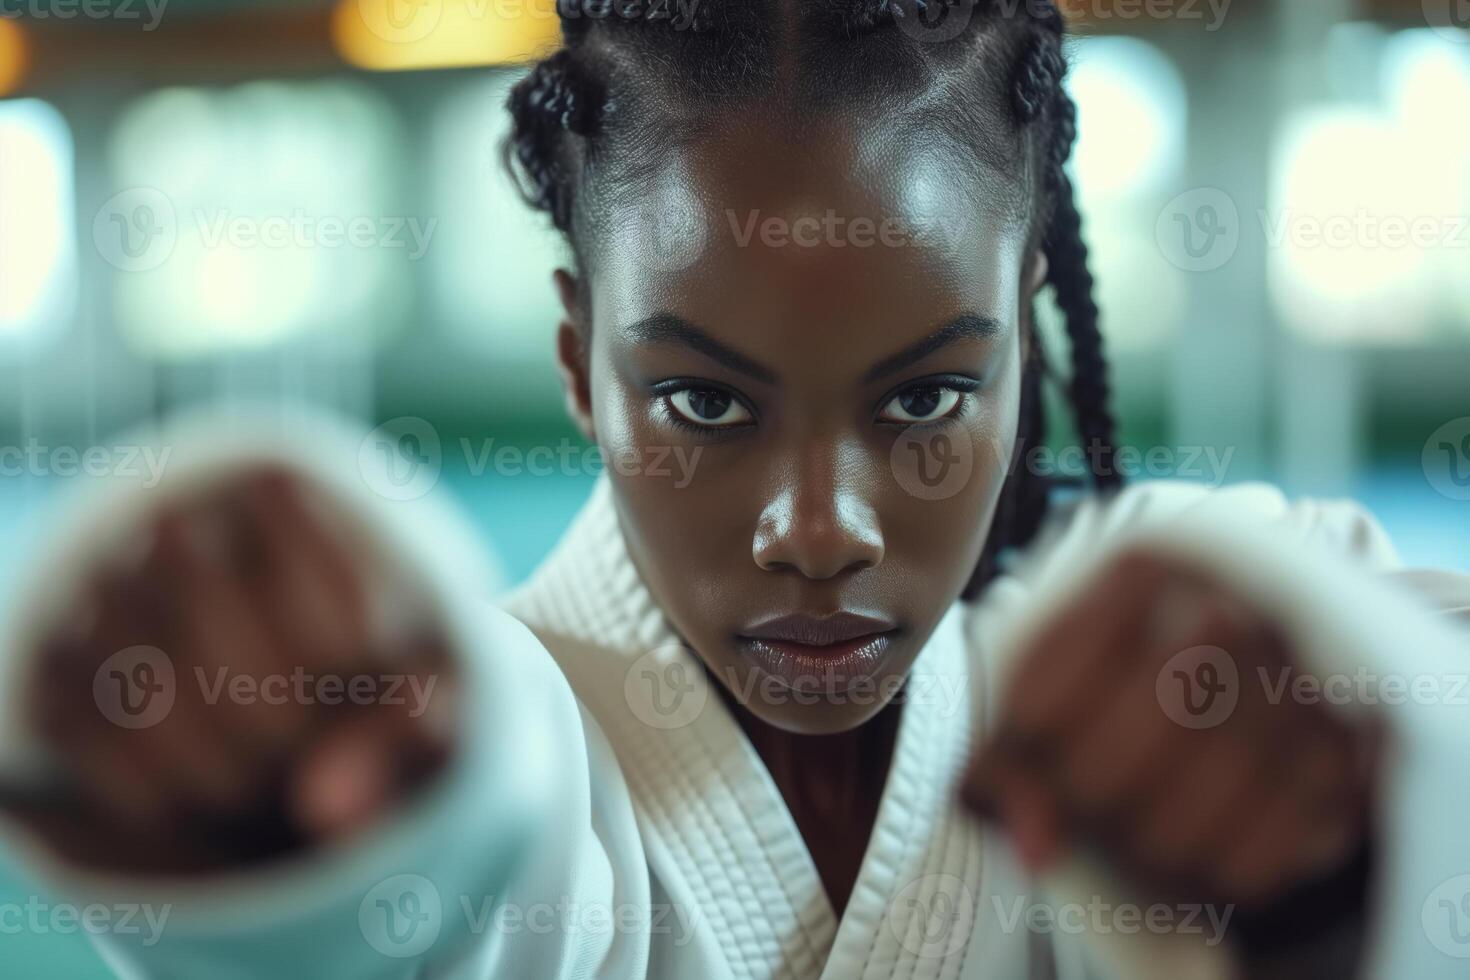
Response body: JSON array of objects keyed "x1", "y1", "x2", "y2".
[
  {"x1": 1026, "y1": 248, "x2": 1050, "y2": 299},
  {"x1": 553, "y1": 269, "x2": 595, "y2": 443}
]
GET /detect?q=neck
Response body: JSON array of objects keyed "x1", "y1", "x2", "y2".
[{"x1": 715, "y1": 678, "x2": 905, "y2": 916}]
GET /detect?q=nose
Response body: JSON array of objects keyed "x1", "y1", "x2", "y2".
[{"x1": 752, "y1": 453, "x2": 885, "y2": 580}]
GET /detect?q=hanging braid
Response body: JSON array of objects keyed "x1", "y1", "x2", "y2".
[
  {"x1": 1013, "y1": 24, "x2": 1122, "y2": 494},
  {"x1": 1046, "y1": 176, "x2": 1121, "y2": 491},
  {"x1": 506, "y1": 0, "x2": 1122, "y2": 592}
]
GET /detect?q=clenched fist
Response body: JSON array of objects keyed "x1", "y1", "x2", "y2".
[
  {"x1": 5, "y1": 467, "x2": 458, "y2": 876},
  {"x1": 962, "y1": 550, "x2": 1379, "y2": 954}
]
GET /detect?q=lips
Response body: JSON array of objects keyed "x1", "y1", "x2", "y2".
[
  {"x1": 742, "y1": 612, "x2": 897, "y2": 646},
  {"x1": 736, "y1": 612, "x2": 900, "y2": 692}
]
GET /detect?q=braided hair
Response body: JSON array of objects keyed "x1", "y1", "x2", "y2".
[{"x1": 506, "y1": 0, "x2": 1122, "y2": 596}]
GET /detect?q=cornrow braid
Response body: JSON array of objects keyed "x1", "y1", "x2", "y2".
[
  {"x1": 557, "y1": 0, "x2": 717, "y2": 37},
  {"x1": 507, "y1": 0, "x2": 1123, "y2": 592},
  {"x1": 507, "y1": 48, "x2": 603, "y2": 233},
  {"x1": 843, "y1": 0, "x2": 968, "y2": 33},
  {"x1": 1011, "y1": 31, "x2": 1065, "y2": 130}
]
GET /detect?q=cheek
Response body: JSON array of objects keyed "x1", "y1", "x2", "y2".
[
  {"x1": 589, "y1": 362, "x2": 743, "y2": 618},
  {"x1": 883, "y1": 356, "x2": 1021, "y2": 563},
  {"x1": 590, "y1": 332, "x2": 1022, "y2": 624}
]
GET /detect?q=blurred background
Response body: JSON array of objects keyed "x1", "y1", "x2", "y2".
[{"x1": 0, "y1": 0, "x2": 1467, "y2": 968}]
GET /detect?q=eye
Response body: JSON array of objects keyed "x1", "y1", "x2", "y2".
[
  {"x1": 879, "y1": 384, "x2": 966, "y2": 424},
  {"x1": 667, "y1": 387, "x2": 754, "y2": 429}
]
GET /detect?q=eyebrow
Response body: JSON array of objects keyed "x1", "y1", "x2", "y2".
[
  {"x1": 622, "y1": 311, "x2": 1002, "y2": 387},
  {"x1": 862, "y1": 313, "x2": 1003, "y2": 383},
  {"x1": 624, "y1": 312, "x2": 779, "y2": 385}
]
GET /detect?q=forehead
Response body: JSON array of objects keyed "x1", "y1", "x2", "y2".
[{"x1": 587, "y1": 109, "x2": 1032, "y2": 366}]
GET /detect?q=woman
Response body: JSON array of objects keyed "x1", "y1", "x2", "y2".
[{"x1": 1, "y1": 2, "x2": 1467, "y2": 978}]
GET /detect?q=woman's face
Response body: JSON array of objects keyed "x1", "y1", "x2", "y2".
[{"x1": 558, "y1": 112, "x2": 1038, "y2": 734}]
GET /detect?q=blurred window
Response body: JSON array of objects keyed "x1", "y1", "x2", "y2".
[
  {"x1": 1058, "y1": 36, "x2": 1188, "y2": 352},
  {"x1": 0, "y1": 98, "x2": 76, "y2": 350},
  {"x1": 429, "y1": 69, "x2": 564, "y2": 362},
  {"x1": 1271, "y1": 29, "x2": 1470, "y2": 344},
  {"x1": 106, "y1": 80, "x2": 411, "y2": 358}
]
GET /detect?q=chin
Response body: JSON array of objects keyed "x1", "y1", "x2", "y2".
[{"x1": 753, "y1": 698, "x2": 896, "y2": 736}]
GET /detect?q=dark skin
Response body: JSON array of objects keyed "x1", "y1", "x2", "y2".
[
  {"x1": 7, "y1": 109, "x2": 1374, "y2": 962},
  {"x1": 550, "y1": 110, "x2": 1371, "y2": 919},
  {"x1": 711, "y1": 670, "x2": 905, "y2": 913},
  {"x1": 555, "y1": 111, "x2": 1030, "y2": 909}
]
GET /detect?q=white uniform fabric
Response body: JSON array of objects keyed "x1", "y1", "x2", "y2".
[{"x1": 0, "y1": 413, "x2": 1466, "y2": 980}]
